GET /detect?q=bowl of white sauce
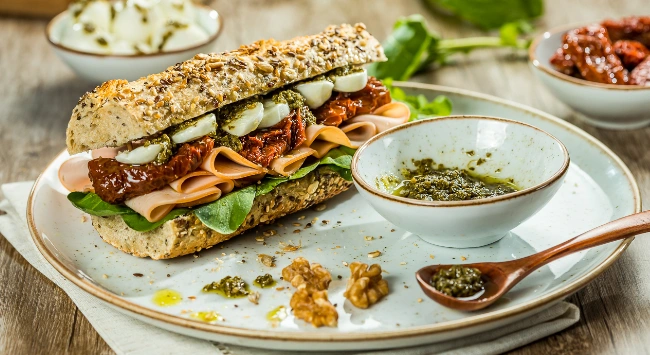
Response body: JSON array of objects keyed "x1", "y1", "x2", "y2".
[{"x1": 46, "y1": 0, "x2": 223, "y2": 83}]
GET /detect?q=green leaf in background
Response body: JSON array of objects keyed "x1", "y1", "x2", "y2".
[
  {"x1": 424, "y1": 0, "x2": 544, "y2": 29},
  {"x1": 122, "y1": 208, "x2": 191, "y2": 232},
  {"x1": 368, "y1": 15, "x2": 437, "y2": 81},
  {"x1": 370, "y1": 15, "x2": 534, "y2": 82},
  {"x1": 194, "y1": 185, "x2": 256, "y2": 235},
  {"x1": 68, "y1": 192, "x2": 132, "y2": 216},
  {"x1": 499, "y1": 21, "x2": 534, "y2": 47}
]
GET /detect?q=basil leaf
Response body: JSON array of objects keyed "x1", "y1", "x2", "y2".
[
  {"x1": 122, "y1": 208, "x2": 191, "y2": 232},
  {"x1": 67, "y1": 192, "x2": 132, "y2": 216},
  {"x1": 194, "y1": 185, "x2": 256, "y2": 234}
]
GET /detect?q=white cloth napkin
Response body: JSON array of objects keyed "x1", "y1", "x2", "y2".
[{"x1": 0, "y1": 181, "x2": 579, "y2": 355}]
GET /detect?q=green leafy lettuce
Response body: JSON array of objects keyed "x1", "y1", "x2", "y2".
[
  {"x1": 67, "y1": 147, "x2": 355, "y2": 234},
  {"x1": 368, "y1": 15, "x2": 533, "y2": 81}
]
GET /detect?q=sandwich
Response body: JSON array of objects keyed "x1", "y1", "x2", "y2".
[{"x1": 58, "y1": 23, "x2": 410, "y2": 259}]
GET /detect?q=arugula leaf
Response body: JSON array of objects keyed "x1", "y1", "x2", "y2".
[
  {"x1": 424, "y1": 0, "x2": 543, "y2": 30},
  {"x1": 122, "y1": 208, "x2": 191, "y2": 232},
  {"x1": 194, "y1": 185, "x2": 256, "y2": 235},
  {"x1": 68, "y1": 192, "x2": 132, "y2": 216}
]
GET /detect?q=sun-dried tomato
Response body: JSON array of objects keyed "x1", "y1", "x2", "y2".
[
  {"x1": 239, "y1": 109, "x2": 306, "y2": 167},
  {"x1": 313, "y1": 77, "x2": 391, "y2": 127},
  {"x1": 88, "y1": 136, "x2": 215, "y2": 204}
]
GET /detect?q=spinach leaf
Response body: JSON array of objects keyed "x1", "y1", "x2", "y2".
[
  {"x1": 194, "y1": 185, "x2": 256, "y2": 235},
  {"x1": 424, "y1": 0, "x2": 543, "y2": 30},
  {"x1": 122, "y1": 208, "x2": 191, "y2": 232},
  {"x1": 68, "y1": 192, "x2": 132, "y2": 216}
]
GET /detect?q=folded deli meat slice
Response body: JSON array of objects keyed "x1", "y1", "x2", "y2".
[
  {"x1": 125, "y1": 186, "x2": 223, "y2": 222},
  {"x1": 304, "y1": 102, "x2": 411, "y2": 155},
  {"x1": 269, "y1": 146, "x2": 317, "y2": 177},
  {"x1": 339, "y1": 122, "x2": 377, "y2": 148},
  {"x1": 169, "y1": 171, "x2": 235, "y2": 194},
  {"x1": 201, "y1": 146, "x2": 266, "y2": 180},
  {"x1": 58, "y1": 156, "x2": 93, "y2": 192},
  {"x1": 346, "y1": 102, "x2": 410, "y2": 133},
  {"x1": 304, "y1": 125, "x2": 354, "y2": 158}
]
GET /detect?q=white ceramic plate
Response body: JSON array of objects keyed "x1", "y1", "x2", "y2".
[{"x1": 28, "y1": 83, "x2": 640, "y2": 351}]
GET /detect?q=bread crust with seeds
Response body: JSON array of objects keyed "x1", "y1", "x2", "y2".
[
  {"x1": 91, "y1": 167, "x2": 352, "y2": 259},
  {"x1": 67, "y1": 23, "x2": 385, "y2": 154}
]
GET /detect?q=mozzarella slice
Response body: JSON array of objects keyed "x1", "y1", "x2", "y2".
[
  {"x1": 333, "y1": 69, "x2": 368, "y2": 93},
  {"x1": 171, "y1": 113, "x2": 216, "y2": 144},
  {"x1": 222, "y1": 102, "x2": 264, "y2": 136},
  {"x1": 259, "y1": 101, "x2": 290, "y2": 128},
  {"x1": 294, "y1": 81, "x2": 334, "y2": 109},
  {"x1": 115, "y1": 144, "x2": 162, "y2": 165}
]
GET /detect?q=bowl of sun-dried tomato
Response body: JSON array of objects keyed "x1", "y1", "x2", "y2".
[{"x1": 529, "y1": 17, "x2": 650, "y2": 130}]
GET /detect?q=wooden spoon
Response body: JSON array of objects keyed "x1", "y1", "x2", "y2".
[{"x1": 416, "y1": 211, "x2": 650, "y2": 311}]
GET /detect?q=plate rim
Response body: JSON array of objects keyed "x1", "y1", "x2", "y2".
[{"x1": 27, "y1": 82, "x2": 641, "y2": 343}]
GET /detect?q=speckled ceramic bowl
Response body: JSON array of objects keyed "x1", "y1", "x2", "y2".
[
  {"x1": 529, "y1": 23, "x2": 650, "y2": 130},
  {"x1": 352, "y1": 115, "x2": 570, "y2": 248},
  {"x1": 46, "y1": 4, "x2": 223, "y2": 83}
]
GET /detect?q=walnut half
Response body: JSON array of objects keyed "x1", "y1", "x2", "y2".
[
  {"x1": 343, "y1": 262, "x2": 389, "y2": 309},
  {"x1": 290, "y1": 283, "x2": 338, "y2": 327},
  {"x1": 281, "y1": 257, "x2": 331, "y2": 290}
]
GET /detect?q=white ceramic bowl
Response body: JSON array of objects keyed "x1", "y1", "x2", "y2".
[
  {"x1": 351, "y1": 116, "x2": 570, "y2": 248},
  {"x1": 529, "y1": 24, "x2": 650, "y2": 130},
  {"x1": 46, "y1": 5, "x2": 222, "y2": 83}
]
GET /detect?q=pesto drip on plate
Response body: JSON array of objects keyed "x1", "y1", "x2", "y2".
[
  {"x1": 379, "y1": 158, "x2": 519, "y2": 202},
  {"x1": 253, "y1": 273, "x2": 276, "y2": 288},
  {"x1": 202, "y1": 276, "x2": 250, "y2": 298}
]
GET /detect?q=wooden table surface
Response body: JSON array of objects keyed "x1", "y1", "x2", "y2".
[{"x1": 1, "y1": 0, "x2": 649, "y2": 353}]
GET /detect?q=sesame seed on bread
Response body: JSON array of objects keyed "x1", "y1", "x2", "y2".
[{"x1": 66, "y1": 23, "x2": 386, "y2": 154}]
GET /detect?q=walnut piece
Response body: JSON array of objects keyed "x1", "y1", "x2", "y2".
[
  {"x1": 282, "y1": 257, "x2": 331, "y2": 290},
  {"x1": 290, "y1": 283, "x2": 338, "y2": 327},
  {"x1": 343, "y1": 262, "x2": 389, "y2": 309}
]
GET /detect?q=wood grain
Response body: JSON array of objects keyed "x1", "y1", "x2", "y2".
[{"x1": 1, "y1": 0, "x2": 649, "y2": 353}]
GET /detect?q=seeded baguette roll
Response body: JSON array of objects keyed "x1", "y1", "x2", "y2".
[
  {"x1": 67, "y1": 23, "x2": 385, "y2": 154},
  {"x1": 90, "y1": 167, "x2": 351, "y2": 259}
]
